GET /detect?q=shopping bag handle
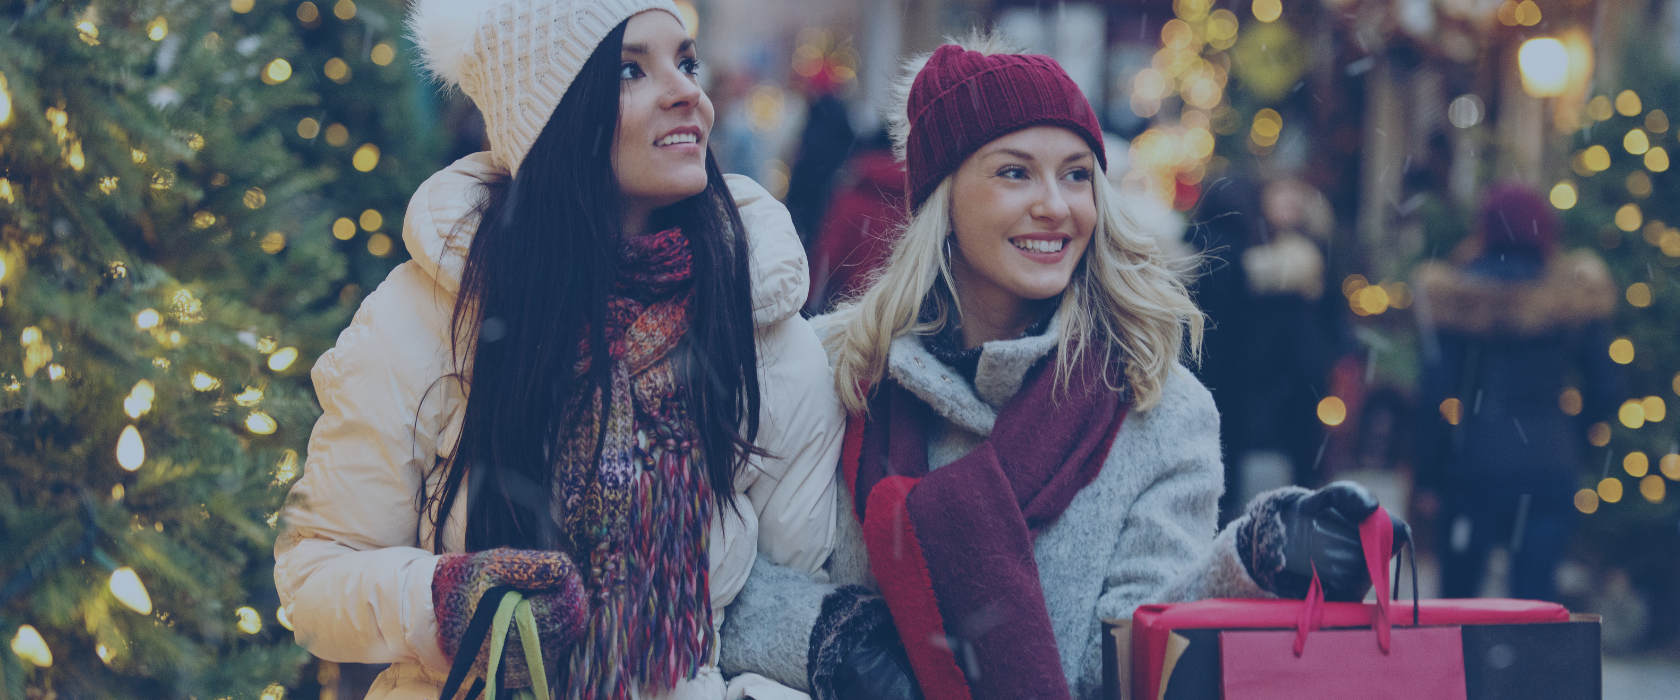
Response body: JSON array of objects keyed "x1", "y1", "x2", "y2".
[
  {"x1": 438, "y1": 586, "x2": 551, "y2": 700},
  {"x1": 440, "y1": 585, "x2": 513, "y2": 700},
  {"x1": 1360, "y1": 504, "x2": 1396, "y2": 652},
  {"x1": 1293, "y1": 505, "x2": 1417, "y2": 656}
]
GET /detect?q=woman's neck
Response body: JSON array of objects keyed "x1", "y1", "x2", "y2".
[
  {"x1": 950, "y1": 262, "x2": 1053, "y2": 348},
  {"x1": 622, "y1": 203, "x2": 651, "y2": 239}
]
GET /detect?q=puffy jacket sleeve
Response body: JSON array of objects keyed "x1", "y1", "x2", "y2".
[
  {"x1": 271, "y1": 266, "x2": 459, "y2": 673},
  {"x1": 728, "y1": 173, "x2": 843, "y2": 575},
  {"x1": 273, "y1": 155, "x2": 495, "y2": 673},
  {"x1": 1095, "y1": 368, "x2": 1268, "y2": 623}
]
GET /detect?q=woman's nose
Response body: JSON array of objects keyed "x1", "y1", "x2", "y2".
[
  {"x1": 1031, "y1": 178, "x2": 1071, "y2": 222},
  {"x1": 661, "y1": 72, "x2": 703, "y2": 111}
]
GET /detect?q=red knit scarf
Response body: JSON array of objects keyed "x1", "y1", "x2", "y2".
[
  {"x1": 556, "y1": 228, "x2": 712, "y2": 699},
  {"x1": 843, "y1": 346, "x2": 1128, "y2": 700}
]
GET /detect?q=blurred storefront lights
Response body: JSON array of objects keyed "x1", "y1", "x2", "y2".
[{"x1": 1517, "y1": 38, "x2": 1569, "y2": 98}]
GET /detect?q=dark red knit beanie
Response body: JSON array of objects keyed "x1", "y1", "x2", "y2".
[
  {"x1": 905, "y1": 44, "x2": 1107, "y2": 211},
  {"x1": 1478, "y1": 182, "x2": 1558, "y2": 256}
]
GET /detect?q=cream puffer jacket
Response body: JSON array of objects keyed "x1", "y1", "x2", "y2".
[{"x1": 274, "y1": 153, "x2": 841, "y2": 700}]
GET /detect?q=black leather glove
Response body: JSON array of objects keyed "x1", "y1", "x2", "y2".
[
  {"x1": 1239, "y1": 482, "x2": 1410, "y2": 601},
  {"x1": 832, "y1": 621, "x2": 924, "y2": 700}
]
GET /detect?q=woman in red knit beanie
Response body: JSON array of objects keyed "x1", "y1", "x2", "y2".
[
  {"x1": 717, "y1": 33, "x2": 1403, "y2": 700},
  {"x1": 1413, "y1": 182, "x2": 1620, "y2": 605}
]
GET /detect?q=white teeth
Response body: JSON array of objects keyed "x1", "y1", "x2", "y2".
[
  {"x1": 1012, "y1": 238, "x2": 1065, "y2": 253},
  {"x1": 656, "y1": 132, "x2": 699, "y2": 146}
]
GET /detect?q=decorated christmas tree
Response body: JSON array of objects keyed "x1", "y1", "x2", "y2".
[
  {"x1": 1549, "y1": 27, "x2": 1680, "y2": 636},
  {"x1": 0, "y1": 0, "x2": 442, "y2": 695},
  {"x1": 278, "y1": 0, "x2": 448, "y2": 296}
]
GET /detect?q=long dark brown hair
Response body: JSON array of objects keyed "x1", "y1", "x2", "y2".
[{"x1": 427, "y1": 21, "x2": 760, "y2": 552}]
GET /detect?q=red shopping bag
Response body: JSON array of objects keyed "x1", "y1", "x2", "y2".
[
  {"x1": 1125, "y1": 505, "x2": 1586, "y2": 700},
  {"x1": 1218, "y1": 505, "x2": 1463, "y2": 699},
  {"x1": 1219, "y1": 626, "x2": 1466, "y2": 699}
]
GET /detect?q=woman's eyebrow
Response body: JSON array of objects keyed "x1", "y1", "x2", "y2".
[
  {"x1": 622, "y1": 39, "x2": 696, "y2": 56},
  {"x1": 980, "y1": 148, "x2": 1093, "y2": 163},
  {"x1": 985, "y1": 147, "x2": 1036, "y2": 161}
]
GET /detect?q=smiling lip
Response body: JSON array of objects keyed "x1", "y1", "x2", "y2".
[
  {"x1": 654, "y1": 126, "x2": 704, "y2": 149},
  {"x1": 1009, "y1": 233, "x2": 1072, "y2": 261}
]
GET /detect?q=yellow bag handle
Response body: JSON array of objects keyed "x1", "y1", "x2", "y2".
[{"x1": 483, "y1": 591, "x2": 552, "y2": 700}]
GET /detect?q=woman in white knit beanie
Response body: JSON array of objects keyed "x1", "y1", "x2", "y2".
[{"x1": 272, "y1": 2, "x2": 843, "y2": 699}]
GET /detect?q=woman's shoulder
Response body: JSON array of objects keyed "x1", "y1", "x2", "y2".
[
  {"x1": 1126, "y1": 364, "x2": 1219, "y2": 438},
  {"x1": 402, "y1": 152, "x2": 504, "y2": 296},
  {"x1": 726, "y1": 174, "x2": 809, "y2": 327},
  {"x1": 314, "y1": 262, "x2": 456, "y2": 403}
]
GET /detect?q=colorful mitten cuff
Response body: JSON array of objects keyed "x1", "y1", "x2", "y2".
[{"x1": 433, "y1": 548, "x2": 587, "y2": 689}]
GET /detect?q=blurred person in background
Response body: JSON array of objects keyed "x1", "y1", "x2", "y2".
[
  {"x1": 1188, "y1": 175, "x2": 1332, "y2": 522},
  {"x1": 1258, "y1": 178, "x2": 1340, "y2": 489},
  {"x1": 273, "y1": 3, "x2": 843, "y2": 698},
  {"x1": 804, "y1": 128, "x2": 907, "y2": 315},
  {"x1": 1413, "y1": 182, "x2": 1621, "y2": 603},
  {"x1": 784, "y1": 57, "x2": 856, "y2": 244}
]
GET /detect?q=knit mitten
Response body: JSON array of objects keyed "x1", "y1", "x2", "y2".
[
  {"x1": 1236, "y1": 482, "x2": 1407, "y2": 601},
  {"x1": 433, "y1": 548, "x2": 588, "y2": 689}
]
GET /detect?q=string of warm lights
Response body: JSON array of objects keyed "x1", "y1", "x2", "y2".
[
  {"x1": 0, "y1": 1, "x2": 362, "y2": 679},
  {"x1": 1118, "y1": 0, "x2": 1240, "y2": 210}
]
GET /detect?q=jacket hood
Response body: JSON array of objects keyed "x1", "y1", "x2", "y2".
[
  {"x1": 401, "y1": 152, "x2": 808, "y2": 327},
  {"x1": 1413, "y1": 249, "x2": 1616, "y2": 337}
]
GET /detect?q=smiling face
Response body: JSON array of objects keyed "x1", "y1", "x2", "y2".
[
  {"x1": 948, "y1": 126, "x2": 1098, "y2": 309},
  {"x1": 613, "y1": 11, "x2": 714, "y2": 221}
]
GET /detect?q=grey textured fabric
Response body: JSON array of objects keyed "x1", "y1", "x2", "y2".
[
  {"x1": 722, "y1": 316, "x2": 1275, "y2": 698},
  {"x1": 717, "y1": 554, "x2": 830, "y2": 689}
]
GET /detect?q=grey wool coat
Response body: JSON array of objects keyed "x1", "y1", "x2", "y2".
[{"x1": 719, "y1": 318, "x2": 1271, "y2": 699}]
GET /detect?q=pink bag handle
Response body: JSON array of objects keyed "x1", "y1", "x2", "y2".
[
  {"x1": 1293, "y1": 504, "x2": 1399, "y2": 656},
  {"x1": 1361, "y1": 504, "x2": 1395, "y2": 651}
]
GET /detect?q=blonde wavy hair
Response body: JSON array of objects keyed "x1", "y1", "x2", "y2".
[{"x1": 823, "y1": 33, "x2": 1204, "y2": 414}]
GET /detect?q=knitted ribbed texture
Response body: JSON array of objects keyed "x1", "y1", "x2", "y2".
[
  {"x1": 905, "y1": 45, "x2": 1106, "y2": 210},
  {"x1": 433, "y1": 548, "x2": 588, "y2": 689},
  {"x1": 427, "y1": 0, "x2": 683, "y2": 177},
  {"x1": 557, "y1": 228, "x2": 715, "y2": 700}
]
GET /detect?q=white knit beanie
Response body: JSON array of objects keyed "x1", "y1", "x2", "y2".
[{"x1": 409, "y1": 0, "x2": 685, "y2": 177}]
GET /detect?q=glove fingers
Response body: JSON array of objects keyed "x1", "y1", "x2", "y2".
[
  {"x1": 1308, "y1": 512, "x2": 1367, "y2": 586},
  {"x1": 1301, "y1": 482, "x2": 1379, "y2": 523},
  {"x1": 1310, "y1": 516, "x2": 1361, "y2": 549},
  {"x1": 839, "y1": 635, "x2": 924, "y2": 700}
]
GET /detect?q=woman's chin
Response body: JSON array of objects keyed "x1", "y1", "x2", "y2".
[
  {"x1": 1009, "y1": 280, "x2": 1074, "y2": 302},
  {"x1": 628, "y1": 178, "x2": 710, "y2": 212}
]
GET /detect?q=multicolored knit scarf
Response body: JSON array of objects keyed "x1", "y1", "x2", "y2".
[{"x1": 554, "y1": 227, "x2": 713, "y2": 700}]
